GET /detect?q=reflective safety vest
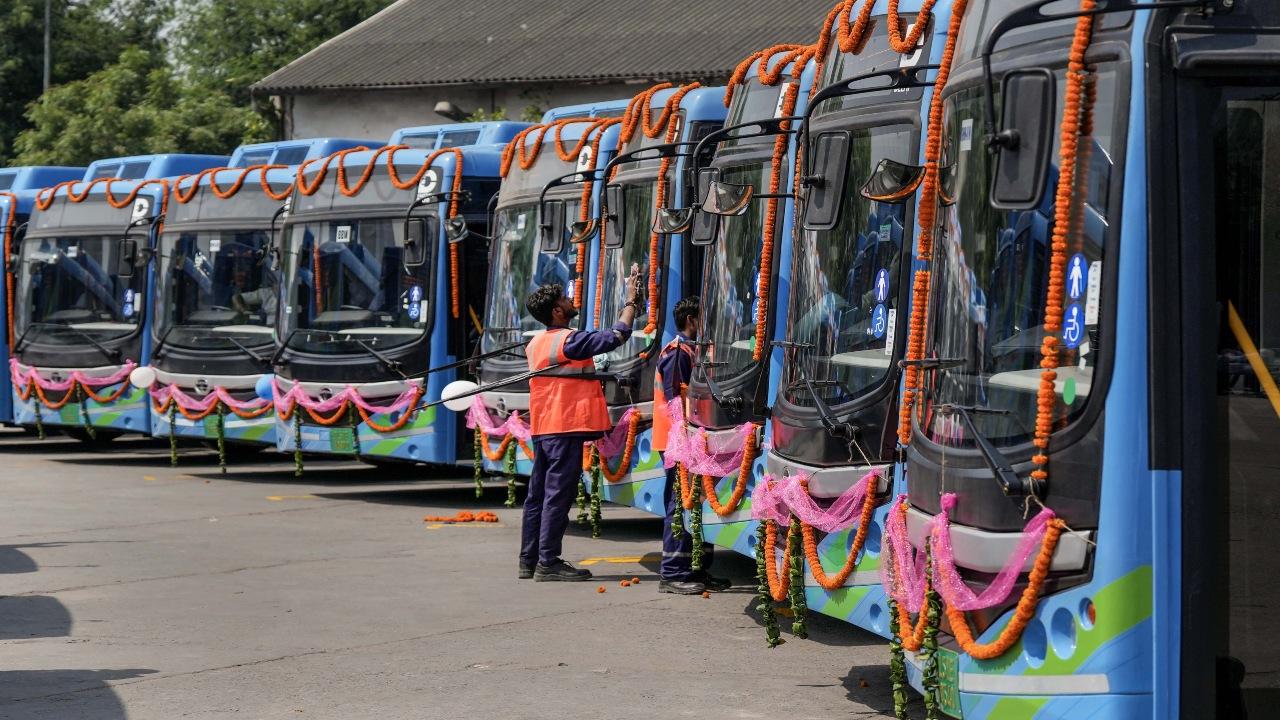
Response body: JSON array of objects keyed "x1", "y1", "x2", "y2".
[
  {"x1": 652, "y1": 337, "x2": 695, "y2": 453},
  {"x1": 526, "y1": 328, "x2": 611, "y2": 436}
]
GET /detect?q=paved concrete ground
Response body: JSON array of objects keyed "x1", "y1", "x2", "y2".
[{"x1": 0, "y1": 429, "x2": 902, "y2": 719}]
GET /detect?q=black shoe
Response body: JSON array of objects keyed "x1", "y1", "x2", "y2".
[
  {"x1": 658, "y1": 578, "x2": 707, "y2": 595},
  {"x1": 694, "y1": 570, "x2": 731, "y2": 591},
  {"x1": 534, "y1": 560, "x2": 592, "y2": 582},
  {"x1": 518, "y1": 563, "x2": 535, "y2": 580}
]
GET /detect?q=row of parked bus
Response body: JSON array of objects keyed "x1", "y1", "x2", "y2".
[{"x1": 3, "y1": 0, "x2": 1276, "y2": 717}]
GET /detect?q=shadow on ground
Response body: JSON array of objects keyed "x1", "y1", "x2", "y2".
[
  {"x1": 0, "y1": 595, "x2": 72, "y2": 640},
  {"x1": 0, "y1": 669, "x2": 156, "y2": 719}
]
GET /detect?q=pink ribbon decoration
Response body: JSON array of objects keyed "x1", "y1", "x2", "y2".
[
  {"x1": 878, "y1": 493, "x2": 1060, "y2": 615},
  {"x1": 149, "y1": 383, "x2": 270, "y2": 413},
  {"x1": 592, "y1": 407, "x2": 638, "y2": 459},
  {"x1": 929, "y1": 492, "x2": 1057, "y2": 612},
  {"x1": 464, "y1": 396, "x2": 532, "y2": 443},
  {"x1": 10, "y1": 358, "x2": 136, "y2": 391},
  {"x1": 659, "y1": 397, "x2": 758, "y2": 476},
  {"x1": 272, "y1": 378, "x2": 421, "y2": 416},
  {"x1": 751, "y1": 469, "x2": 881, "y2": 531},
  {"x1": 880, "y1": 494, "x2": 929, "y2": 614}
]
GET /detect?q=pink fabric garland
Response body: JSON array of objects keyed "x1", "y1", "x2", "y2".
[
  {"x1": 464, "y1": 396, "x2": 532, "y2": 443},
  {"x1": 592, "y1": 407, "x2": 638, "y2": 459},
  {"x1": 878, "y1": 493, "x2": 1059, "y2": 615},
  {"x1": 149, "y1": 383, "x2": 270, "y2": 413},
  {"x1": 929, "y1": 492, "x2": 1057, "y2": 612},
  {"x1": 751, "y1": 469, "x2": 881, "y2": 532},
  {"x1": 10, "y1": 358, "x2": 136, "y2": 391},
  {"x1": 659, "y1": 397, "x2": 757, "y2": 476},
  {"x1": 272, "y1": 378, "x2": 421, "y2": 416}
]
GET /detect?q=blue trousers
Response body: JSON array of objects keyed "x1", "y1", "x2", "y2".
[
  {"x1": 661, "y1": 460, "x2": 713, "y2": 581},
  {"x1": 520, "y1": 434, "x2": 584, "y2": 567}
]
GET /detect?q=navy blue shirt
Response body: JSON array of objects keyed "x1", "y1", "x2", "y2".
[
  {"x1": 548, "y1": 322, "x2": 633, "y2": 360},
  {"x1": 657, "y1": 332, "x2": 695, "y2": 400}
]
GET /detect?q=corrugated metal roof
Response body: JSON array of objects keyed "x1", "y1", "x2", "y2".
[{"x1": 253, "y1": 0, "x2": 837, "y2": 94}]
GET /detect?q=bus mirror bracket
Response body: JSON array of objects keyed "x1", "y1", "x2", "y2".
[
  {"x1": 115, "y1": 238, "x2": 138, "y2": 278},
  {"x1": 403, "y1": 216, "x2": 435, "y2": 267}
]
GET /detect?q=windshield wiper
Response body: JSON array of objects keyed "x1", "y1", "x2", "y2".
[
  {"x1": 27, "y1": 322, "x2": 121, "y2": 363},
  {"x1": 409, "y1": 341, "x2": 528, "y2": 380},
  {"x1": 695, "y1": 359, "x2": 744, "y2": 413},
  {"x1": 201, "y1": 335, "x2": 271, "y2": 368},
  {"x1": 935, "y1": 403, "x2": 1042, "y2": 499},
  {"x1": 899, "y1": 357, "x2": 967, "y2": 371},
  {"x1": 787, "y1": 349, "x2": 861, "y2": 442},
  {"x1": 151, "y1": 324, "x2": 177, "y2": 360}
]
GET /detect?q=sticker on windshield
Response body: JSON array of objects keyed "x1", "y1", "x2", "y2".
[
  {"x1": 123, "y1": 301, "x2": 134, "y2": 318},
  {"x1": 517, "y1": 214, "x2": 527, "y2": 231},
  {"x1": 879, "y1": 221, "x2": 893, "y2": 241},
  {"x1": 209, "y1": 239, "x2": 222, "y2": 253},
  {"x1": 66, "y1": 246, "x2": 79, "y2": 258},
  {"x1": 884, "y1": 308, "x2": 897, "y2": 355},
  {"x1": 774, "y1": 83, "x2": 794, "y2": 118},
  {"x1": 1067, "y1": 253, "x2": 1088, "y2": 300},
  {"x1": 871, "y1": 304, "x2": 888, "y2": 340},
  {"x1": 335, "y1": 226, "x2": 352, "y2": 244},
  {"x1": 960, "y1": 119, "x2": 974, "y2": 152},
  {"x1": 409, "y1": 285, "x2": 423, "y2": 303},
  {"x1": 417, "y1": 169, "x2": 440, "y2": 199},
  {"x1": 1062, "y1": 303, "x2": 1085, "y2": 349},
  {"x1": 874, "y1": 269, "x2": 890, "y2": 304},
  {"x1": 407, "y1": 302, "x2": 421, "y2": 321},
  {"x1": 1085, "y1": 260, "x2": 1102, "y2": 325}
]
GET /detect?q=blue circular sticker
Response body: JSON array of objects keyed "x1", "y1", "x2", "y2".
[
  {"x1": 409, "y1": 285, "x2": 423, "y2": 302},
  {"x1": 871, "y1": 304, "x2": 888, "y2": 339},
  {"x1": 1062, "y1": 303, "x2": 1085, "y2": 349},
  {"x1": 873, "y1": 269, "x2": 890, "y2": 304},
  {"x1": 1067, "y1": 253, "x2": 1088, "y2": 301},
  {"x1": 407, "y1": 302, "x2": 421, "y2": 321}
]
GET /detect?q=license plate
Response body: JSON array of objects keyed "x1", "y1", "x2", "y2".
[
  {"x1": 329, "y1": 427, "x2": 355, "y2": 453},
  {"x1": 935, "y1": 646, "x2": 962, "y2": 718}
]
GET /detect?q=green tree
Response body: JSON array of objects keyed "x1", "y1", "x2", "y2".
[
  {"x1": 173, "y1": 0, "x2": 394, "y2": 105},
  {"x1": 12, "y1": 48, "x2": 267, "y2": 166},
  {"x1": 0, "y1": 0, "x2": 168, "y2": 162}
]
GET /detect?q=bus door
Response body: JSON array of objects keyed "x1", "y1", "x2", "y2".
[{"x1": 1171, "y1": 73, "x2": 1280, "y2": 718}]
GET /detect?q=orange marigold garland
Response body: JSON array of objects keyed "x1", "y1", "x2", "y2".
[
  {"x1": 698, "y1": 424, "x2": 760, "y2": 516},
  {"x1": 799, "y1": 475, "x2": 879, "y2": 590},
  {"x1": 896, "y1": 0, "x2": 967, "y2": 445}
]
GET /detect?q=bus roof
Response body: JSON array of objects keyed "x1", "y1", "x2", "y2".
[
  {"x1": 539, "y1": 98, "x2": 633, "y2": 123},
  {"x1": 389, "y1": 122, "x2": 531, "y2": 149},
  {"x1": 228, "y1": 138, "x2": 374, "y2": 169},
  {"x1": 82, "y1": 154, "x2": 229, "y2": 183},
  {"x1": 0, "y1": 166, "x2": 84, "y2": 194}
]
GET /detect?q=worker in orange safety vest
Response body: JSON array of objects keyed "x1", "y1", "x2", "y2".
[
  {"x1": 518, "y1": 270, "x2": 642, "y2": 581},
  {"x1": 652, "y1": 296, "x2": 729, "y2": 595}
]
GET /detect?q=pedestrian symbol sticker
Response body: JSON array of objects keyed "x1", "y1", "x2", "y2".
[
  {"x1": 874, "y1": 269, "x2": 890, "y2": 304},
  {"x1": 1062, "y1": 303, "x2": 1085, "y2": 349},
  {"x1": 1068, "y1": 253, "x2": 1088, "y2": 300},
  {"x1": 409, "y1": 285, "x2": 423, "y2": 303},
  {"x1": 871, "y1": 304, "x2": 887, "y2": 339}
]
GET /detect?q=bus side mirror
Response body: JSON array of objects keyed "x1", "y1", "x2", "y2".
[
  {"x1": 802, "y1": 131, "x2": 850, "y2": 230},
  {"x1": 539, "y1": 199, "x2": 566, "y2": 255},
  {"x1": 603, "y1": 184, "x2": 625, "y2": 249},
  {"x1": 115, "y1": 238, "x2": 138, "y2": 278},
  {"x1": 990, "y1": 69, "x2": 1055, "y2": 211},
  {"x1": 404, "y1": 216, "x2": 436, "y2": 267},
  {"x1": 652, "y1": 207, "x2": 694, "y2": 235},
  {"x1": 444, "y1": 216, "x2": 470, "y2": 244},
  {"x1": 690, "y1": 168, "x2": 720, "y2": 246}
]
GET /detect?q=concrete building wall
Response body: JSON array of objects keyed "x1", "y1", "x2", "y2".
[{"x1": 283, "y1": 81, "x2": 648, "y2": 140}]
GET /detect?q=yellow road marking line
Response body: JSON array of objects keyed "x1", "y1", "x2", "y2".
[
  {"x1": 578, "y1": 554, "x2": 660, "y2": 566},
  {"x1": 266, "y1": 494, "x2": 319, "y2": 501},
  {"x1": 143, "y1": 475, "x2": 156, "y2": 482},
  {"x1": 425, "y1": 522, "x2": 504, "y2": 530}
]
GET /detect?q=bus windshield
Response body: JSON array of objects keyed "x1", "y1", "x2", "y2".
[
  {"x1": 482, "y1": 200, "x2": 581, "y2": 352},
  {"x1": 700, "y1": 162, "x2": 770, "y2": 379},
  {"x1": 596, "y1": 179, "x2": 657, "y2": 360},
  {"x1": 783, "y1": 125, "x2": 914, "y2": 408},
  {"x1": 155, "y1": 229, "x2": 277, "y2": 350},
  {"x1": 281, "y1": 217, "x2": 432, "y2": 354},
  {"x1": 16, "y1": 234, "x2": 146, "y2": 346},
  {"x1": 920, "y1": 69, "x2": 1119, "y2": 447}
]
